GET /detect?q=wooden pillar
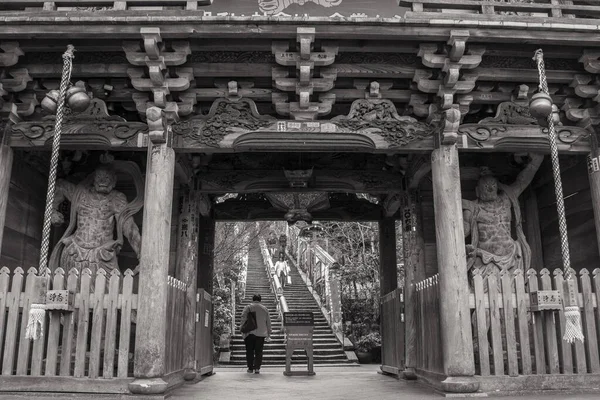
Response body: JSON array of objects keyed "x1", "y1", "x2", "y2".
[
  {"x1": 197, "y1": 216, "x2": 215, "y2": 295},
  {"x1": 431, "y1": 145, "x2": 477, "y2": 392},
  {"x1": 174, "y1": 189, "x2": 201, "y2": 380},
  {"x1": 588, "y1": 137, "x2": 600, "y2": 258},
  {"x1": 378, "y1": 218, "x2": 398, "y2": 296},
  {"x1": 402, "y1": 190, "x2": 424, "y2": 380},
  {"x1": 130, "y1": 142, "x2": 175, "y2": 394},
  {"x1": 523, "y1": 187, "x2": 544, "y2": 271},
  {"x1": 0, "y1": 142, "x2": 13, "y2": 253}
]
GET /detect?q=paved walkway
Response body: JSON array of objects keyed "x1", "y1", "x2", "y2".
[{"x1": 172, "y1": 365, "x2": 600, "y2": 400}]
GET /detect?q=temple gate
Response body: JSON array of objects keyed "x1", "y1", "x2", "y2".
[{"x1": 0, "y1": 1, "x2": 600, "y2": 397}]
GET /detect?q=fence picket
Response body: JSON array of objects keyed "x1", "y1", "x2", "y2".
[
  {"x1": 60, "y1": 268, "x2": 79, "y2": 376},
  {"x1": 514, "y1": 270, "x2": 531, "y2": 375},
  {"x1": 580, "y1": 269, "x2": 599, "y2": 372},
  {"x1": 16, "y1": 268, "x2": 38, "y2": 374},
  {"x1": 89, "y1": 269, "x2": 107, "y2": 378},
  {"x1": 540, "y1": 269, "x2": 560, "y2": 374},
  {"x1": 0, "y1": 267, "x2": 10, "y2": 373},
  {"x1": 117, "y1": 270, "x2": 134, "y2": 378},
  {"x1": 501, "y1": 270, "x2": 518, "y2": 376},
  {"x1": 30, "y1": 269, "x2": 50, "y2": 376},
  {"x1": 473, "y1": 269, "x2": 490, "y2": 376},
  {"x1": 74, "y1": 268, "x2": 92, "y2": 377},
  {"x1": 2, "y1": 267, "x2": 24, "y2": 375},
  {"x1": 487, "y1": 272, "x2": 504, "y2": 375},
  {"x1": 527, "y1": 269, "x2": 545, "y2": 374},
  {"x1": 594, "y1": 269, "x2": 600, "y2": 366},
  {"x1": 554, "y1": 269, "x2": 573, "y2": 374},
  {"x1": 103, "y1": 270, "x2": 120, "y2": 378},
  {"x1": 45, "y1": 268, "x2": 65, "y2": 376}
]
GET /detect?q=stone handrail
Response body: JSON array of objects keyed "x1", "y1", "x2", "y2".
[{"x1": 259, "y1": 237, "x2": 288, "y2": 320}]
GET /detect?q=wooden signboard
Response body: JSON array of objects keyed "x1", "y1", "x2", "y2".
[{"x1": 283, "y1": 311, "x2": 315, "y2": 376}]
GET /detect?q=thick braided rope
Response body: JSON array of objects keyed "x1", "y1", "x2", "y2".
[
  {"x1": 533, "y1": 49, "x2": 572, "y2": 279},
  {"x1": 534, "y1": 49, "x2": 583, "y2": 343},
  {"x1": 38, "y1": 45, "x2": 75, "y2": 273}
]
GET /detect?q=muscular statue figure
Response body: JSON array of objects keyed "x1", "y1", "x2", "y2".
[
  {"x1": 49, "y1": 165, "x2": 142, "y2": 275},
  {"x1": 462, "y1": 154, "x2": 544, "y2": 287}
]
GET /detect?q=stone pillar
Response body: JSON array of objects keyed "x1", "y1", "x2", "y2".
[
  {"x1": 130, "y1": 141, "x2": 176, "y2": 394},
  {"x1": 174, "y1": 189, "x2": 201, "y2": 380},
  {"x1": 431, "y1": 144, "x2": 477, "y2": 392},
  {"x1": 402, "y1": 190, "x2": 424, "y2": 380},
  {"x1": 0, "y1": 142, "x2": 13, "y2": 253},
  {"x1": 197, "y1": 216, "x2": 215, "y2": 295},
  {"x1": 378, "y1": 218, "x2": 398, "y2": 296}
]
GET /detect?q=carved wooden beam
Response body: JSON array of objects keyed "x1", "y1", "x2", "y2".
[{"x1": 196, "y1": 170, "x2": 404, "y2": 194}]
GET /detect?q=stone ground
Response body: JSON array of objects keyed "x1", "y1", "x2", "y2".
[{"x1": 171, "y1": 365, "x2": 600, "y2": 400}]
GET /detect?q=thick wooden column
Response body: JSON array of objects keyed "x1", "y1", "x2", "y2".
[
  {"x1": 130, "y1": 142, "x2": 175, "y2": 394},
  {"x1": 588, "y1": 140, "x2": 600, "y2": 257},
  {"x1": 402, "y1": 191, "x2": 424, "y2": 380},
  {"x1": 174, "y1": 189, "x2": 201, "y2": 380},
  {"x1": 431, "y1": 145, "x2": 477, "y2": 392},
  {"x1": 523, "y1": 187, "x2": 544, "y2": 271},
  {"x1": 197, "y1": 216, "x2": 215, "y2": 295},
  {"x1": 379, "y1": 218, "x2": 398, "y2": 296},
  {"x1": 0, "y1": 142, "x2": 13, "y2": 253}
]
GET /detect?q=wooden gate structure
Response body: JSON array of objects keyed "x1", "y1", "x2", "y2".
[{"x1": 2, "y1": 0, "x2": 600, "y2": 397}]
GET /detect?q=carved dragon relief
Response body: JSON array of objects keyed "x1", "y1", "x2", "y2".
[
  {"x1": 172, "y1": 97, "x2": 276, "y2": 148},
  {"x1": 458, "y1": 100, "x2": 590, "y2": 153},
  {"x1": 10, "y1": 98, "x2": 148, "y2": 148},
  {"x1": 331, "y1": 98, "x2": 432, "y2": 148}
]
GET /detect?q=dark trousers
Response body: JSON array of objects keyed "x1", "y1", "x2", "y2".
[
  {"x1": 244, "y1": 334, "x2": 265, "y2": 370},
  {"x1": 279, "y1": 271, "x2": 286, "y2": 287}
]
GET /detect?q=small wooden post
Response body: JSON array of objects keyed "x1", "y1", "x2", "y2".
[
  {"x1": 402, "y1": 190, "x2": 423, "y2": 380},
  {"x1": 0, "y1": 141, "x2": 13, "y2": 253},
  {"x1": 174, "y1": 189, "x2": 201, "y2": 380},
  {"x1": 130, "y1": 141, "x2": 176, "y2": 394},
  {"x1": 431, "y1": 145, "x2": 478, "y2": 392},
  {"x1": 379, "y1": 217, "x2": 398, "y2": 296}
]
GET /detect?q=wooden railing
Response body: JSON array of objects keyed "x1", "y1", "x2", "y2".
[
  {"x1": 380, "y1": 288, "x2": 404, "y2": 376},
  {"x1": 470, "y1": 268, "x2": 600, "y2": 377},
  {"x1": 0, "y1": 266, "x2": 137, "y2": 392},
  {"x1": 400, "y1": 0, "x2": 600, "y2": 21},
  {"x1": 0, "y1": 1, "x2": 211, "y2": 11},
  {"x1": 415, "y1": 274, "x2": 443, "y2": 374},
  {"x1": 165, "y1": 275, "x2": 186, "y2": 374}
]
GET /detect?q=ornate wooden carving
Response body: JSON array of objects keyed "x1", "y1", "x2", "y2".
[
  {"x1": 9, "y1": 98, "x2": 148, "y2": 148},
  {"x1": 331, "y1": 95, "x2": 432, "y2": 148},
  {"x1": 272, "y1": 27, "x2": 337, "y2": 120},
  {"x1": 0, "y1": 42, "x2": 24, "y2": 68},
  {"x1": 172, "y1": 97, "x2": 276, "y2": 148}
]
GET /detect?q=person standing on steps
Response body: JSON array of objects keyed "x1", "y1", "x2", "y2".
[
  {"x1": 274, "y1": 253, "x2": 290, "y2": 289},
  {"x1": 241, "y1": 294, "x2": 272, "y2": 374}
]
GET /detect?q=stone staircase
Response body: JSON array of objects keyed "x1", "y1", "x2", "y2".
[{"x1": 227, "y1": 244, "x2": 354, "y2": 365}]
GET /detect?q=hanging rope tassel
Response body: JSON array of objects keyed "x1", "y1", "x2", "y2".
[
  {"x1": 533, "y1": 49, "x2": 584, "y2": 344},
  {"x1": 25, "y1": 45, "x2": 75, "y2": 341},
  {"x1": 25, "y1": 304, "x2": 46, "y2": 341}
]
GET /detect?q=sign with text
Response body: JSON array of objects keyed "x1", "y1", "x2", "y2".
[
  {"x1": 284, "y1": 311, "x2": 314, "y2": 326},
  {"x1": 201, "y1": 0, "x2": 402, "y2": 18}
]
